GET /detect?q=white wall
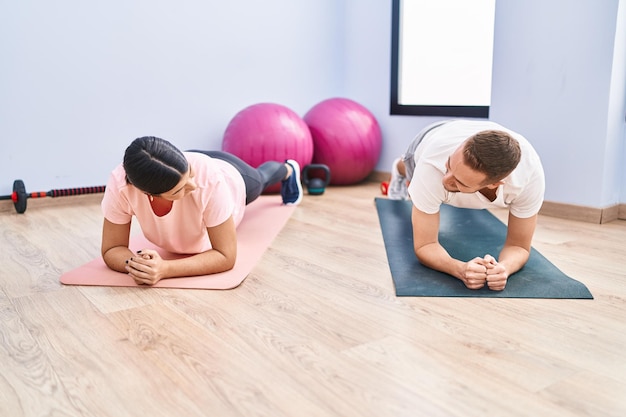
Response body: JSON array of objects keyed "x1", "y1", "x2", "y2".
[
  {"x1": 0, "y1": 0, "x2": 345, "y2": 194},
  {"x1": 614, "y1": 0, "x2": 626, "y2": 203},
  {"x1": 489, "y1": 0, "x2": 623, "y2": 208},
  {"x1": 1, "y1": 0, "x2": 625, "y2": 209},
  {"x1": 344, "y1": 0, "x2": 626, "y2": 209},
  {"x1": 605, "y1": 0, "x2": 626, "y2": 208}
]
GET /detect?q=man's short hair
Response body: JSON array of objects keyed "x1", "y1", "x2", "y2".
[{"x1": 463, "y1": 130, "x2": 521, "y2": 184}]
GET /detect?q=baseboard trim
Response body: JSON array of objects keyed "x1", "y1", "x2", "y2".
[
  {"x1": 368, "y1": 170, "x2": 625, "y2": 224},
  {"x1": 539, "y1": 201, "x2": 622, "y2": 224},
  {"x1": 367, "y1": 170, "x2": 390, "y2": 183}
]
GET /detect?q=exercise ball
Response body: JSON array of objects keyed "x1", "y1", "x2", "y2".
[
  {"x1": 303, "y1": 98, "x2": 382, "y2": 185},
  {"x1": 222, "y1": 103, "x2": 314, "y2": 193}
]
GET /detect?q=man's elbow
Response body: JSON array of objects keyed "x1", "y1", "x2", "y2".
[{"x1": 413, "y1": 243, "x2": 432, "y2": 265}]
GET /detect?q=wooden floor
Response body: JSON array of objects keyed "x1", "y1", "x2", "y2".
[{"x1": 1, "y1": 182, "x2": 625, "y2": 417}]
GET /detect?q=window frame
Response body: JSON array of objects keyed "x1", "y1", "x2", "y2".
[{"x1": 390, "y1": 0, "x2": 493, "y2": 118}]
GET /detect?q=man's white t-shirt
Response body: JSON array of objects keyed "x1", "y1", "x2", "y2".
[{"x1": 407, "y1": 120, "x2": 545, "y2": 218}]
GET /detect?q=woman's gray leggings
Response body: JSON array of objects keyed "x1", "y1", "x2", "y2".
[{"x1": 188, "y1": 150, "x2": 287, "y2": 205}]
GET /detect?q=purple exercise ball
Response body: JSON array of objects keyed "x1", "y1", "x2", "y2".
[
  {"x1": 222, "y1": 103, "x2": 314, "y2": 192},
  {"x1": 303, "y1": 98, "x2": 382, "y2": 185}
]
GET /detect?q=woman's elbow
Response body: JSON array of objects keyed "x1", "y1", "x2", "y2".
[
  {"x1": 222, "y1": 257, "x2": 236, "y2": 272},
  {"x1": 216, "y1": 251, "x2": 236, "y2": 273}
]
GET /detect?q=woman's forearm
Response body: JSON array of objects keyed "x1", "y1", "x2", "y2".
[
  {"x1": 160, "y1": 249, "x2": 236, "y2": 278},
  {"x1": 102, "y1": 245, "x2": 135, "y2": 273}
]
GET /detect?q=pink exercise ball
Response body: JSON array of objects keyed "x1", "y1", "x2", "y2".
[
  {"x1": 222, "y1": 103, "x2": 314, "y2": 193},
  {"x1": 303, "y1": 98, "x2": 382, "y2": 185}
]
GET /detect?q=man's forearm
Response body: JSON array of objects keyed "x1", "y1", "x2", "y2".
[
  {"x1": 497, "y1": 245, "x2": 530, "y2": 276},
  {"x1": 415, "y1": 242, "x2": 465, "y2": 279}
]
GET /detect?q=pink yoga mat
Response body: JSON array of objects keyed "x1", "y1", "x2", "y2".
[{"x1": 60, "y1": 197, "x2": 296, "y2": 289}]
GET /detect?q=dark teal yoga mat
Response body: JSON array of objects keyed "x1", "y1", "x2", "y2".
[{"x1": 375, "y1": 198, "x2": 593, "y2": 299}]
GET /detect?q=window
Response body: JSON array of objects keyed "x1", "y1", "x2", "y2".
[{"x1": 390, "y1": 0, "x2": 496, "y2": 117}]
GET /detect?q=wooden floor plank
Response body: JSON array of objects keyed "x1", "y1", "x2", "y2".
[{"x1": 10, "y1": 289, "x2": 207, "y2": 417}]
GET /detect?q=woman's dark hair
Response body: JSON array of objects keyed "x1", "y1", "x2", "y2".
[
  {"x1": 123, "y1": 136, "x2": 189, "y2": 195},
  {"x1": 463, "y1": 130, "x2": 521, "y2": 184}
]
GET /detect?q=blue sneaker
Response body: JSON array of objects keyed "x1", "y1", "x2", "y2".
[{"x1": 281, "y1": 159, "x2": 303, "y2": 205}]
